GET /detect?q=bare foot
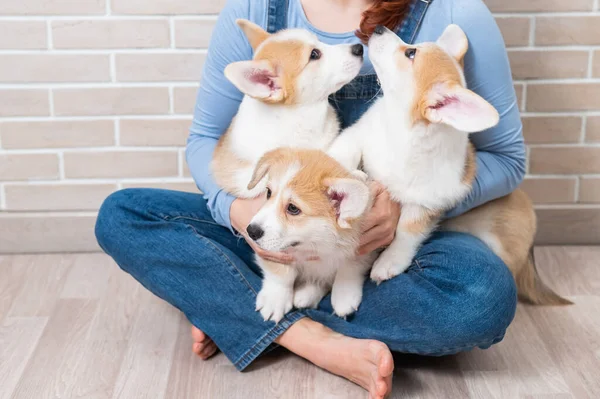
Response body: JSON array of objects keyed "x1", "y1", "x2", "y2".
[
  {"x1": 191, "y1": 325, "x2": 218, "y2": 360},
  {"x1": 277, "y1": 319, "x2": 394, "y2": 398}
]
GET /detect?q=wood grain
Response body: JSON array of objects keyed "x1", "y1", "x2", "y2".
[{"x1": 0, "y1": 249, "x2": 598, "y2": 399}]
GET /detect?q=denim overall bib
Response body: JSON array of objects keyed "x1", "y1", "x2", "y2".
[{"x1": 266, "y1": 0, "x2": 432, "y2": 129}]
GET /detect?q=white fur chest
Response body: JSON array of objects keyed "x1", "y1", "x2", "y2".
[
  {"x1": 361, "y1": 104, "x2": 471, "y2": 211},
  {"x1": 230, "y1": 99, "x2": 339, "y2": 163}
]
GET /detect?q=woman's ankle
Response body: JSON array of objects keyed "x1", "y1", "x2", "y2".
[{"x1": 275, "y1": 317, "x2": 332, "y2": 350}]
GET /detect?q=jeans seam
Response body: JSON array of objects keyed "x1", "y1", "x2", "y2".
[
  {"x1": 234, "y1": 311, "x2": 306, "y2": 371},
  {"x1": 164, "y1": 215, "x2": 223, "y2": 228},
  {"x1": 187, "y1": 224, "x2": 258, "y2": 296}
]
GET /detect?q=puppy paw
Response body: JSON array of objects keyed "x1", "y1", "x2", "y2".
[
  {"x1": 370, "y1": 253, "x2": 410, "y2": 284},
  {"x1": 293, "y1": 284, "x2": 325, "y2": 309},
  {"x1": 256, "y1": 284, "x2": 293, "y2": 323},
  {"x1": 350, "y1": 170, "x2": 368, "y2": 182},
  {"x1": 331, "y1": 283, "x2": 363, "y2": 318}
]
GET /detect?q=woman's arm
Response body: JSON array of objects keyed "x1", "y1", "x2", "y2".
[
  {"x1": 446, "y1": 0, "x2": 526, "y2": 218},
  {"x1": 185, "y1": 0, "x2": 253, "y2": 230}
]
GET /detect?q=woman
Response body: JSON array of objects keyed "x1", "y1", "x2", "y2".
[{"x1": 95, "y1": 0, "x2": 525, "y2": 397}]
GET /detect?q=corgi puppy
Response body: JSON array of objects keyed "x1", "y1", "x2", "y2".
[
  {"x1": 328, "y1": 25, "x2": 570, "y2": 305},
  {"x1": 211, "y1": 19, "x2": 364, "y2": 199},
  {"x1": 245, "y1": 148, "x2": 376, "y2": 322}
]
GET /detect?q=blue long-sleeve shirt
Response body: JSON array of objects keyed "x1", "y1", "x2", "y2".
[{"x1": 186, "y1": 0, "x2": 526, "y2": 229}]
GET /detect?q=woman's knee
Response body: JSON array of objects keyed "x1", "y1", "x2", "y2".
[
  {"x1": 95, "y1": 188, "x2": 146, "y2": 254},
  {"x1": 419, "y1": 232, "x2": 517, "y2": 351}
]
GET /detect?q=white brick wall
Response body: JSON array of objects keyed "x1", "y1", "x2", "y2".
[{"x1": 0, "y1": 0, "x2": 599, "y2": 252}]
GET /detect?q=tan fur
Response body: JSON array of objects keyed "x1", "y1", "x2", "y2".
[
  {"x1": 211, "y1": 120, "x2": 253, "y2": 196},
  {"x1": 395, "y1": 44, "x2": 463, "y2": 125},
  {"x1": 236, "y1": 19, "x2": 270, "y2": 50},
  {"x1": 462, "y1": 143, "x2": 477, "y2": 185},
  {"x1": 251, "y1": 148, "x2": 366, "y2": 234},
  {"x1": 254, "y1": 39, "x2": 311, "y2": 105},
  {"x1": 402, "y1": 206, "x2": 442, "y2": 235},
  {"x1": 442, "y1": 189, "x2": 572, "y2": 306}
]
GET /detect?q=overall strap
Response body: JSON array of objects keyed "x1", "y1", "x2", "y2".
[
  {"x1": 267, "y1": 0, "x2": 290, "y2": 33},
  {"x1": 397, "y1": 0, "x2": 432, "y2": 44}
]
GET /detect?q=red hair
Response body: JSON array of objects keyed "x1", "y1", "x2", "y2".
[{"x1": 356, "y1": 0, "x2": 413, "y2": 44}]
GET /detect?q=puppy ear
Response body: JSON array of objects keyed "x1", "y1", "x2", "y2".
[
  {"x1": 224, "y1": 60, "x2": 283, "y2": 101},
  {"x1": 236, "y1": 19, "x2": 270, "y2": 50},
  {"x1": 436, "y1": 24, "x2": 468, "y2": 62},
  {"x1": 248, "y1": 151, "x2": 276, "y2": 190},
  {"x1": 422, "y1": 83, "x2": 499, "y2": 133},
  {"x1": 325, "y1": 178, "x2": 370, "y2": 229}
]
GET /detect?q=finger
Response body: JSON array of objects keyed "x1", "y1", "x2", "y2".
[
  {"x1": 358, "y1": 239, "x2": 387, "y2": 256},
  {"x1": 201, "y1": 342, "x2": 218, "y2": 359},
  {"x1": 359, "y1": 224, "x2": 387, "y2": 248},
  {"x1": 261, "y1": 252, "x2": 295, "y2": 265}
]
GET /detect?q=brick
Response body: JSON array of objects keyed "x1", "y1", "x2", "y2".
[
  {"x1": 0, "y1": 0, "x2": 105, "y2": 15},
  {"x1": 527, "y1": 84, "x2": 600, "y2": 112},
  {"x1": 0, "y1": 214, "x2": 99, "y2": 253},
  {"x1": 0, "y1": 55, "x2": 110, "y2": 83},
  {"x1": 514, "y1": 84, "x2": 524, "y2": 112},
  {"x1": 53, "y1": 88, "x2": 170, "y2": 116},
  {"x1": 111, "y1": 0, "x2": 226, "y2": 15},
  {"x1": 173, "y1": 86, "x2": 198, "y2": 114},
  {"x1": 519, "y1": 178, "x2": 576, "y2": 204},
  {"x1": 121, "y1": 181, "x2": 198, "y2": 193},
  {"x1": 0, "y1": 22, "x2": 46, "y2": 49},
  {"x1": 0, "y1": 90, "x2": 49, "y2": 117},
  {"x1": 536, "y1": 208, "x2": 600, "y2": 245},
  {"x1": 530, "y1": 147, "x2": 600, "y2": 174},
  {"x1": 116, "y1": 53, "x2": 206, "y2": 82},
  {"x1": 64, "y1": 151, "x2": 178, "y2": 178},
  {"x1": 0, "y1": 120, "x2": 114, "y2": 149},
  {"x1": 579, "y1": 178, "x2": 600, "y2": 203},
  {"x1": 174, "y1": 19, "x2": 216, "y2": 48},
  {"x1": 495, "y1": 18, "x2": 530, "y2": 47},
  {"x1": 119, "y1": 119, "x2": 190, "y2": 146},
  {"x1": 522, "y1": 117, "x2": 582, "y2": 144},
  {"x1": 0, "y1": 154, "x2": 59, "y2": 181},
  {"x1": 536, "y1": 17, "x2": 600, "y2": 46},
  {"x1": 509, "y1": 51, "x2": 589, "y2": 80},
  {"x1": 5, "y1": 184, "x2": 116, "y2": 211},
  {"x1": 484, "y1": 0, "x2": 593, "y2": 12},
  {"x1": 592, "y1": 51, "x2": 600, "y2": 78},
  {"x1": 586, "y1": 116, "x2": 600, "y2": 142},
  {"x1": 52, "y1": 20, "x2": 170, "y2": 49}
]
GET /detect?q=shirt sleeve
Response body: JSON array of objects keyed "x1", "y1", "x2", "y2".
[
  {"x1": 445, "y1": 0, "x2": 526, "y2": 218},
  {"x1": 185, "y1": 0, "x2": 253, "y2": 231}
]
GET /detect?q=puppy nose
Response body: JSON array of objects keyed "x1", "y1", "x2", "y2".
[
  {"x1": 351, "y1": 44, "x2": 364, "y2": 57},
  {"x1": 246, "y1": 224, "x2": 264, "y2": 241},
  {"x1": 374, "y1": 25, "x2": 385, "y2": 35}
]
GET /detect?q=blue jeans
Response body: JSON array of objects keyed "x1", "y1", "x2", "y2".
[{"x1": 95, "y1": 188, "x2": 517, "y2": 371}]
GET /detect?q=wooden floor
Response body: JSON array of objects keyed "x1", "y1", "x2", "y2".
[{"x1": 0, "y1": 247, "x2": 598, "y2": 399}]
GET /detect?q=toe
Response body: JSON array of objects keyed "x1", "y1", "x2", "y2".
[
  {"x1": 191, "y1": 325, "x2": 207, "y2": 342},
  {"x1": 192, "y1": 342, "x2": 204, "y2": 356},
  {"x1": 378, "y1": 350, "x2": 394, "y2": 377}
]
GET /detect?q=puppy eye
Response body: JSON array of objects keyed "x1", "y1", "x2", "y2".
[
  {"x1": 286, "y1": 203, "x2": 301, "y2": 215},
  {"x1": 266, "y1": 188, "x2": 272, "y2": 199},
  {"x1": 310, "y1": 49, "x2": 322, "y2": 61},
  {"x1": 405, "y1": 48, "x2": 417, "y2": 60}
]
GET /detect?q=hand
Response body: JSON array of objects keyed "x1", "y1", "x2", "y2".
[
  {"x1": 230, "y1": 196, "x2": 295, "y2": 264},
  {"x1": 358, "y1": 181, "x2": 401, "y2": 256}
]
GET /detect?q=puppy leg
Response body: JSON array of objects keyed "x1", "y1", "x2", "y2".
[
  {"x1": 256, "y1": 257, "x2": 297, "y2": 323},
  {"x1": 327, "y1": 127, "x2": 363, "y2": 172},
  {"x1": 370, "y1": 204, "x2": 439, "y2": 283},
  {"x1": 293, "y1": 282, "x2": 328, "y2": 309},
  {"x1": 331, "y1": 255, "x2": 373, "y2": 317}
]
